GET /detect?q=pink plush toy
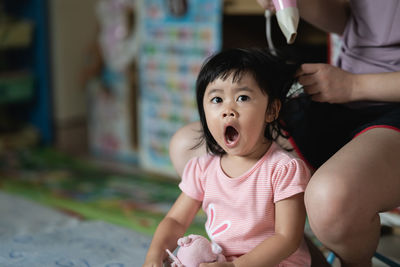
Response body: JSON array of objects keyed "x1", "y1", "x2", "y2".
[{"x1": 166, "y1": 234, "x2": 226, "y2": 267}]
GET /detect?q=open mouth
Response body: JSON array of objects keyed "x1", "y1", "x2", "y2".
[{"x1": 225, "y1": 126, "x2": 239, "y2": 145}]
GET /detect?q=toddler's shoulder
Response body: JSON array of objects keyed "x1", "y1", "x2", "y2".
[
  {"x1": 268, "y1": 142, "x2": 301, "y2": 164},
  {"x1": 186, "y1": 153, "x2": 219, "y2": 173}
]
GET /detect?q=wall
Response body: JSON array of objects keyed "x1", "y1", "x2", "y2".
[{"x1": 49, "y1": 0, "x2": 99, "y2": 153}]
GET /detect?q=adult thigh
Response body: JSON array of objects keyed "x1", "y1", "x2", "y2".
[{"x1": 305, "y1": 128, "x2": 400, "y2": 243}]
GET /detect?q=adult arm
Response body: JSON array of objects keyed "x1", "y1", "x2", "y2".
[
  {"x1": 143, "y1": 193, "x2": 202, "y2": 267},
  {"x1": 297, "y1": 63, "x2": 400, "y2": 104},
  {"x1": 352, "y1": 71, "x2": 400, "y2": 103},
  {"x1": 297, "y1": 0, "x2": 350, "y2": 35}
]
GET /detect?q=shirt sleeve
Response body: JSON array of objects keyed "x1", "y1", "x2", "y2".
[
  {"x1": 272, "y1": 158, "x2": 311, "y2": 203},
  {"x1": 178, "y1": 157, "x2": 205, "y2": 201}
]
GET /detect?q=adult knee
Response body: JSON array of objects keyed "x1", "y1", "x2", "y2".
[
  {"x1": 169, "y1": 122, "x2": 204, "y2": 177},
  {"x1": 305, "y1": 172, "x2": 354, "y2": 244}
]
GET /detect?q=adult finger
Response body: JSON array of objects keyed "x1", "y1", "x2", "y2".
[
  {"x1": 297, "y1": 73, "x2": 317, "y2": 87},
  {"x1": 295, "y1": 63, "x2": 321, "y2": 77},
  {"x1": 302, "y1": 84, "x2": 320, "y2": 96},
  {"x1": 310, "y1": 92, "x2": 325, "y2": 102}
]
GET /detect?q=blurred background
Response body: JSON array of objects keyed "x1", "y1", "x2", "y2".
[
  {"x1": 0, "y1": 0, "x2": 327, "y2": 178},
  {"x1": 1, "y1": 1, "x2": 400, "y2": 266}
]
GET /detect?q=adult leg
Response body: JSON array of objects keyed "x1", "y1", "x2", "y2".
[
  {"x1": 305, "y1": 128, "x2": 400, "y2": 267},
  {"x1": 169, "y1": 121, "x2": 206, "y2": 177}
]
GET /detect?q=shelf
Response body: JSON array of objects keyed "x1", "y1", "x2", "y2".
[
  {"x1": 0, "y1": 71, "x2": 34, "y2": 104},
  {"x1": 1, "y1": 0, "x2": 52, "y2": 144},
  {"x1": 0, "y1": 18, "x2": 33, "y2": 49}
]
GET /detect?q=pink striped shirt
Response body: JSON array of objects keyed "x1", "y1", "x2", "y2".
[{"x1": 179, "y1": 142, "x2": 311, "y2": 266}]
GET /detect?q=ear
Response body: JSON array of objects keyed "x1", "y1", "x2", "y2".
[{"x1": 265, "y1": 99, "x2": 281, "y2": 123}]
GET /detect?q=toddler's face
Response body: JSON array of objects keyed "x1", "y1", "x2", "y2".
[{"x1": 203, "y1": 72, "x2": 275, "y2": 158}]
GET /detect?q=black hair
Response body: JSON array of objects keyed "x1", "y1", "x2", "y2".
[{"x1": 194, "y1": 47, "x2": 300, "y2": 156}]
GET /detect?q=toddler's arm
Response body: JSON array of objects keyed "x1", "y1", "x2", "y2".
[
  {"x1": 143, "y1": 193, "x2": 202, "y2": 267},
  {"x1": 232, "y1": 193, "x2": 307, "y2": 267}
]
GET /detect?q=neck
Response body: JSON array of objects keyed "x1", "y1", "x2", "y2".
[{"x1": 221, "y1": 141, "x2": 272, "y2": 178}]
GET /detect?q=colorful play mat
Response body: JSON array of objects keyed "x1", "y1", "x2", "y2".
[{"x1": 0, "y1": 147, "x2": 206, "y2": 236}]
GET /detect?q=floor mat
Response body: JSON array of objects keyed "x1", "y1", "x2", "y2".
[
  {"x1": 0, "y1": 191, "x2": 151, "y2": 267},
  {"x1": 0, "y1": 148, "x2": 206, "y2": 236}
]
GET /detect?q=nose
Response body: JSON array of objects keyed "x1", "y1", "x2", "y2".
[{"x1": 222, "y1": 107, "x2": 237, "y2": 118}]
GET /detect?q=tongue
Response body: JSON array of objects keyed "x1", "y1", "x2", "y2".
[{"x1": 226, "y1": 126, "x2": 238, "y2": 143}]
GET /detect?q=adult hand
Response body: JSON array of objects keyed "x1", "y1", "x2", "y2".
[
  {"x1": 296, "y1": 63, "x2": 356, "y2": 104},
  {"x1": 256, "y1": 0, "x2": 276, "y2": 12}
]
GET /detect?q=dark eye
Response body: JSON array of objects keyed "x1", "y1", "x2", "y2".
[
  {"x1": 211, "y1": 97, "x2": 222, "y2": 103},
  {"x1": 237, "y1": 95, "x2": 250, "y2": 102}
]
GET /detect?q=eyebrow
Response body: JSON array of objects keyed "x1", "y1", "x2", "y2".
[
  {"x1": 206, "y1": 88, "x2": 223, "y2": 96},
  {"x1": 206, "y1": 87, "x2": 254, "y2": 96},
  {"x1": 235, "y1": 87, "x2": 254, "y2": 93}
]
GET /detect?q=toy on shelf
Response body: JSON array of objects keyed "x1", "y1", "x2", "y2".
[{"x1": 85, "y1": 0, "x2": 141, "y2": 164}]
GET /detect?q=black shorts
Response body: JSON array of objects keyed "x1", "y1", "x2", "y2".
[{"x1": 282, "y1": 96, "x2": 400, "y2": 170}]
